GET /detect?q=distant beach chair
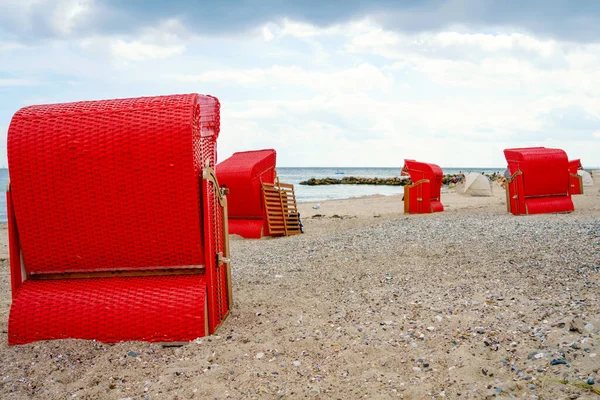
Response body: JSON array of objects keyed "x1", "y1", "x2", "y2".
[
  {"x1": 568, "y1": 159, "x2": 584, "y2": 195},
  {"x1": 402, "y1": 159, "x2": 444, "y2": 214},
  {"x1": 503, "y1": 147, "x2": 574, "y2": 215},
  {"x1": 6, "y1": 94, "x2": 232, "y2": 345},
  {"x1": 216, "y1": 149, "x2": 302, "y2": 238}
]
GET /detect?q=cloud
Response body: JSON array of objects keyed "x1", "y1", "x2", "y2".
[
  {"x1": 1, "y1": 11, "x2": 600, "y2": 168},
  {"x1": 167, "y1": 63, "x2": 393, "y2": 93},
  {"x1": 111, "y1": 40, "x2": 184, "y2": 61},
  {"x1": 0, "y1": 78, "x2": 39, "y2": 86},
  {"x1": 3, "y1": 1, "x2": 600, "y2": 43}
]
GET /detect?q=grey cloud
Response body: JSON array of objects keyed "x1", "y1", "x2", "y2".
[
  {"x1": 514, "y1": 105, "x2": 600, "y2": 141},
  {"x1": 2, "y1": 0, "x2": 600, "y2": 43}
]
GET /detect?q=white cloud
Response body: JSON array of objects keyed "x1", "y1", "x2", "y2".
[
  {"x1": 0, "y1": 78, "x2": 39, "y2": 86},
  {"x1": 75, "y1": 18, "x2": 189, "y2": 62},
  {"x1": 51, "y1": 0, "x2": 95, "y2": 35},
  {"x1": 168, "y1": 63, "x2": 393, "y2": 93},
  {"x1": 1, "y1": 16, "x2": 599, "y2": 167},
  {"x1": 262, "y1": 25, "x2": 274, "y2": 41},
  {"x1": 111, "y1": 40, "x2": 185, "y2": 61}
]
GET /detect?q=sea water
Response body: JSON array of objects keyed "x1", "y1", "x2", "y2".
[
  {"x1": 276, "y1": 167, "x2": 503, "y2": 203},
  {"x1": 0, "y1": 167, "x2": 502, "y2": 223}
]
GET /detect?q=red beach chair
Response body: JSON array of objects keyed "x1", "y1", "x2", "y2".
[
  {"x1": 568, "y1": 159, "x2": 584, "y2": 195},
  {"x1": 503, "y1": 147, "x2": 574, "y2": 215},
  {"x1": 6, "y1": 94, "x2": 232, "y2": 345},
  {"x1": 216, "y1": 149, "x2": 301, "y2": 238},
  {"x1": 402, "y1": 159, "x2": 444, "y2": 214}
]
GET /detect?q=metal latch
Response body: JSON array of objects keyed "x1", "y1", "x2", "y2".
[{"x1": 217, "y1": 252, "x2": 230, "y2": 267}]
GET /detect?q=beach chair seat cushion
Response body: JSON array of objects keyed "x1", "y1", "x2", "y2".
[{"x1": 9, "y1": 275, "x2": 207, "y2": 345}]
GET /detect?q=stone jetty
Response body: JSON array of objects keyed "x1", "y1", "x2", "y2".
[
  {"x1": 300, "y1": 177, "x2": 409, "y2": 186},
  {"x1": 300, "y1": 173, "x2": 504, "y2": 186}
]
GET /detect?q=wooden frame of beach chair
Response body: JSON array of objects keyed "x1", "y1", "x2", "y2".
[
  {"x1": 6, "y1": 94, "x2": 232, "y2": 345},
  {"x1": 216, "y1": 149, "x2": 301, "y2": 238},
  {"x1": 402, "y1": 159, "x2": 444, "y2": 214},
  {"x1": 568, "y1": 159, "x2": 584, "y2": 195},
  {"x1": 262, "y1": 178, "x2": 302, "y2": 236},
  {"x1": 503, "y1": 147, "x2": 574, "y2": 215}
]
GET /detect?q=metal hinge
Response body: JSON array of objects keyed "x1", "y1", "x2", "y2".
[{"x1": 217, "y1": 252, "x2": 230, "y2": 267}]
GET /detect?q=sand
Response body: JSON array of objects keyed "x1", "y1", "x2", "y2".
[{"x1": 1, "y1": 179, "x2": 599, "y2": 399}]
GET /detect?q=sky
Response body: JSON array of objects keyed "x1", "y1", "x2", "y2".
[{"x1": 1, "y1": 0, "x2": 599, "y2": 168}]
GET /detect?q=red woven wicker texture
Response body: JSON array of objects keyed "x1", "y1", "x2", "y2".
[
  {"x1": 525, "y1": 196, "x2": 574, "y2": 214},
  {"x1": 202, "y1": 177, "x2": 229, "y2": 333},
  {"x1": 216, "y1": 149, "x2": 276, "y2": 219},
  {"x1": 431, "y1": 200, "x2": 444, "y2": 213},
  {"x1": 6, "y1": 191, "x2": 22, "y2": 297},
  {"x1": 404, "y1": 159, "x2": 444, "y2": 208},
  {"x1": 228, "y1": 219, "x2": 264, "y2": 238},
  {"x1": 8, "y1": 94, "x2": 211, "y2": 274},
  {"x1": 405, "y1": 181, "x2": 431, "y2": 214},
  {"x1": 504, "y1": 147, "x2": 569, "y2": 198},
  {"x1": 507, "y1": 175, "x2": 526, "y2": 215},
  {"x1": 8, "y1": 275, "x2": 207, "y2": 345},
  {"x1": 568, "y1": 159, "x2": 582, "y2": 174},
  {"x1": 198, "y1": 96, "x2": 221, "y2": 139},
  {"x1": 569, "y1": 175, "x2": 583, "y2": 195}
]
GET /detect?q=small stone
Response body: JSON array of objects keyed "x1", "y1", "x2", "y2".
[
  {"x1": 423, "y1": 363, "x2": 430, "y2": 368},
  {"x1": 587, "y1": 378, "x2": 595, "y2": 385},
  {"x1": 292, "y1": 361, "x2": 301, "y2": 367},
  {"x1": 534, "y1": 353, "x2": 544, "y2": 359},
  {"x1": 412, "y1": 367, "x2": 422, "y2": 372},
  {"x1": 280, "y1": 361, "x2": 287, "y2": 367},
  {"x1": 476, "y1": 327, "x2": 485, "y2": 334},
  {"x1": 589, "y1": 353, "x2": 597, "y2": 358},
  {"x1": 569, "y1": 318, "x2": 585, "y2": 334},
  {"x1": 127, "y1": 351, "x2": 137, "y2": 357},
  {"x1": 435, "y1": 316, "x2": 443, "y2": 322},
  {"x1": 427, "y1": 326, "x2": 435, "y2": 331},
  {"x1": 584, "y1": 323, "x2": 594, "y2": 331},
  {"x1": 419, "y1": 334, "x2": 425, "y2": 339},
  {"x1": 550, "y1": 359, "x2": 567, "y2": 365},
  {"x1": 528, "y1": 384, "x2": 536, "y2": 390},
  {"x1": 255, "y1": 352, "x2": 265, "y2": 359},
  {"x1": 439, "y1": 391, "x2": 446, "y2": 397}
]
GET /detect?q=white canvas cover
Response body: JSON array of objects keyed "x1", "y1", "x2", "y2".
[
  {"x1": 460, "y1": 172, "x2": 492, "y2": 196},
  {"x1": 577, "y1": 170, "x2": 594, "y2": 186}
]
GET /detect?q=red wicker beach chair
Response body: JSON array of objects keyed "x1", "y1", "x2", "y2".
[
  {"x1": 6, "y1": 94, "x2": 232, "y2": 345},
  {"x1": 216, "y1": 149, "x2": 301, "y2": 238},
  {"x1": 568, "y1": 159, "x2": 584, "y2": 195},
  {"x1": 503, "y1": 147, "x2": 574, "y2": 215},
  {"x1": 402, "y1": 159, "x2": 444, "y2": 214}
]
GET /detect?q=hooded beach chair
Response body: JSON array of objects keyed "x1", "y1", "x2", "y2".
[
  {"x1": 216, "y1": 149, "x2": 301, "y2": 238},
  {"x1": 402, "y1": 159, "x2": 444, "y2": 214},
  {"x1": 503, "y1": 147, "x2": 574, "y2": 215},
  {"x1": 6, "y1": 94, "x2": 232, "y2": 345},
  {"x1": 568, "y1": 159, "x2": 584, "y2": 195}
]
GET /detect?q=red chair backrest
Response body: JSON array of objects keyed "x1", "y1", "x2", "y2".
[
  {"x1": 8, "y1": 94, "x2": 219, "y2": 275},
  {"x1": 503, "y1": 147, "x2": 569, "y2": 198},
  {"x1": 403, "y1": 159, "x2": 443, "y2": 200},
  {"x1": 568, "y1": 159, "x2": 582, "y2": 174},
  {"x1": 216, "y1": 149, "x2": 276, "y2": 218}
]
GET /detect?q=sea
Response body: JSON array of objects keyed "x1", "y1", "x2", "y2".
[
  {"x1": 0, "y1": 167, "x2": 503, "y2": 223},
  {"x1": 277, "y1": 167, "x2": 503, "y2": 204}
]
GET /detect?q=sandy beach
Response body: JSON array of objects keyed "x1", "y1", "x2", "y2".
[{"x1": 0, "y1": 178, "x2": 599, "y2": 399}]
